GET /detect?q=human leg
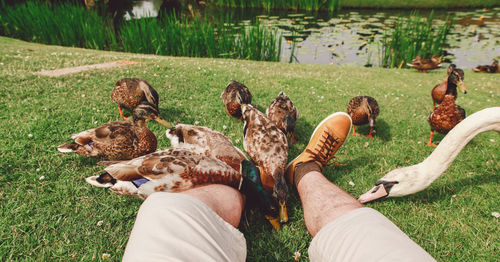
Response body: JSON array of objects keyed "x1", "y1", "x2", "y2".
[
  {"x1": 287, "y1": 112, "x2": 435, "y2": 261},
  {"x1": 123, "y1": 184, "x2": 246, "y2": 262}
]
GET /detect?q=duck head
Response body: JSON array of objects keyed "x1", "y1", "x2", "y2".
[
  {"x1": 273, "y1": 173, "x2": 289, "y2": 224},
  {"x1": 448, "y1": 68, "x2": 467, "y2": 94},
  {"x1": 239, "y1": 160, "x2": 281, "y2": 230},
  {"x1": 133, "y1": 102, "x2": 172, "y2": 128}
]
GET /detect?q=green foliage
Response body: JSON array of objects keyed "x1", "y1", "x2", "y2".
[
  {"x1": 0, "y1": 1, "x2": 287, "y2": 62},
  {"x1": 380, "y1": 11, "x2": 454, "y2": 68},
  {"x1": 0, "y1": 0, "x2": 116, "y2": 50},
  {"x1": 212, "y1": 0, "x2": 341, "y2": 12},
  {"x1": 1, "y1": 36, "x2": 498, "y2": 261},
  {"x1": 119, "y1": 15, "x2": 282, "y2": 61}
]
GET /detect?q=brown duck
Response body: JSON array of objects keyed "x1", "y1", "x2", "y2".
[
  {"x1": 242, "y1": 104, "x2": 289, "y2": 223},
  {"x1": 431, "y1": 64, "x2": 466, "y2": 109},
  {"x1": 112, "y1": 78, "x2": 160, "y2": 120},
  {"x1": 266, "y1": 92, "x2": 299, "y2": 143},
  {"x1": 473, "y1": 60, "x2": 499, "y2": 73},
  {"x1": 221, "y1": 80, "x2": 252, "y2": 120},
  {"x1": 86, "y1": 145, "x2": 282, "y2": 230},
  {"x1": 407, "y1": 55, "x2": 442, "y2": 73},
  {"x1": 347, "y1": 96, "x2": 380, "y2": 138},
  {"x1": 58, "y1": 102, "x2": 167, "y2": 160},
  {"x1": 166, "y1": 123, "x2": 248, "y2": 172},
  {"x1": 428, "y1": 68, "x2": 467, "y2": 147}
]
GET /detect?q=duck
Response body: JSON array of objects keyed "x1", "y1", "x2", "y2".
[
  {"x1": 112, "y1": 78, "x2": 160, "y2": 120},
  {"x1": 86, "y1": 145, "x2": 282, "y2": 230},
  {"x1": 266, "y1": 92, "x2": 299, "y2": 143},
  {"x1": 58, "y1": 102, "x2": 170, "y2": 160},
  {"x1": 407, "y1": 55, "x2": 442, "y2": 73},
  {"x1": 165, "y1": 123, "x2": 248, "y2": 172},
  {"x1": 241, "y1": 104, "x2": 289, "y2": 223},
  {"x1": 347, "y1": 96, "x2": 379, "y2": 138},
  {"x1": 358, "y1": 107, "x2": 500, "y2": 203},
  {"x1": 428, "y1": 67, "x2": 467, "y2": 147},
  {"x1": 431, "y1": 64, "x2": 458, "y2": 110},
  {"x1": 472, "y1": 59, "x2": 499, "y2": 73},
  {"x1": 221, "y1": 80, "x2": 252, "y2": 120}
]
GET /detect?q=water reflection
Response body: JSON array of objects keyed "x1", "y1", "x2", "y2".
[{"x1": 123, "y1": 1, "x2": 500, "y2": 69}]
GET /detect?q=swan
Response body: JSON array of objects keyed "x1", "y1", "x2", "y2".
[{"x1": 358, "y1": 107, "x2": 500, "y2": 203}]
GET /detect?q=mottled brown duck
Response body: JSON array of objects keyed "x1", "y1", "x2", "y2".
[
  {"x1": 347, "y1": 96, "x2": 380, "y2": 138},
  {"x1": 242, "y1": 104, "x2": 289, "y2": 223},
  {"x1": 266, "y1": 92, "x2": 299, "y2": 143},
  {"x1": 220, "y1": 80, "x2": 252, "y2": 120},
  {"x1": 428, "y1": 68, "x2": 467, "y2": 147},
  {"x1": 58, "y1": 102, "x2": 166, "y2": 160},
  {"x1": 431, "y1": 64, "x2": 459, "y2": 110},
  {"x1": 112, "y1": 78, "x2": 160, "y2": 121},
  {"x1": 407, "y1": 55, "x2": 442, "y2": 73},
  {"x1": 473, "y1": 59, "x2": 499, "y2": 73}
]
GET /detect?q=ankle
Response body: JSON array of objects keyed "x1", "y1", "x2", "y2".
[{"x1": 294, "y1": 161, "x2": 322, "y2": 188}]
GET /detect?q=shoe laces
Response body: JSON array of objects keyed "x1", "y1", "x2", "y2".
[{"x1": 305, "y1": 131, "x2": 341, "y2": 167}]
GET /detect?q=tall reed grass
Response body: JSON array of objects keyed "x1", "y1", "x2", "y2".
[
  {"x1": 0, "y1": 0, "x2": 116, "y2": 50},
  {"x1": 119, "y1": 16, "x2": 282, "y2": 61},
  {"x1": 213, "y1": 0, "x2": 341, "y2": 12},
  {"x1": 0, "y1": 1, "x2": 286, "y2": 62},
  {"x1": 379, "y1": 11, "x2": 453, "y2": 68}
]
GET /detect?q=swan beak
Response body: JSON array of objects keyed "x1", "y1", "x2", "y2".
[
  {"x1": 265, "y1": 215, "x2": 281, "y2": 230},
  {"x1": 358, "y1": 185, "x2": 388, "y2": 204},
  {"x1": 154, "y1": 117, "x2": 173, "y2": 129},
  {"x1": 458, "y1": 81, "x2": 467, "y2": 94}
]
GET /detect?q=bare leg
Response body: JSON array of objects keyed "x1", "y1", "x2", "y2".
[
  {"x1": 297, "y1": 171, "x2": 362, "y2": 237},
  {"x1": 180, "y1": 184, "x2": 244, "y2": 227}
]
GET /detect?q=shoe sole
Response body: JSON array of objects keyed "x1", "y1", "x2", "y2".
[{"x1": 286, "y1": 112, "x2": 352, "y2": 169}]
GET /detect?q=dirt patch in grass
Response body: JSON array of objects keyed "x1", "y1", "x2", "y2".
[{"x1": 36, "y1": 60, "x2": 138, "y2": 77}]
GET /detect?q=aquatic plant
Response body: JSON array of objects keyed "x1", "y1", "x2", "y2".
[
  {"x1": 0, "y1": 1, "x2": 288, "y2": 62},
  {"x1": 379, "y1": 11, "x2": 453, "y2": 68},
  {"x1": 213, "y1": 0, "x2": 341, "y2": 12},
  {"x1": 0, "y1": 0, "x2": 117, "y2": 50}
]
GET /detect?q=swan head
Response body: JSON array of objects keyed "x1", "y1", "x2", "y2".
[{"x1": 358, "y1": 164, "x2": 431, "y2": 203}]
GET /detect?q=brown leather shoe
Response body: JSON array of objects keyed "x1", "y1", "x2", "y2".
[{"x1": 286, "y1": 112, "x2": 352, "y2": 184}]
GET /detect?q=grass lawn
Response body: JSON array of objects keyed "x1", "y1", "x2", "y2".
[{"x1": 0, "y1": 36, "x2": 498, "y2": 261}]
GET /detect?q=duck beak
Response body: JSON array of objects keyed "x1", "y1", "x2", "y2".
[
  {"x1": 358, "y1": 185, "x2": 388, "y2": 204},
  {"x1": 154, "y1": 117, "x2": 172, "y2": 128},
  {"x1": 279, "y1": 200, "x2": 288, "y2": 223},
  {"x1": 265, "y1": 215, "x2": 281, "y2": 230},
  {"x1": 458, "y1": 81, "x2": 467, "y2": 94}
]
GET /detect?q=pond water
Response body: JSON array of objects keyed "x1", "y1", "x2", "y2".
[{"x1": 128, "y1": 1, "x2": 500, "y2": 69}]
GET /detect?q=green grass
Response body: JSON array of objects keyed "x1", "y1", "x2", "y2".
[
  {"x1": 0, "y1": 36, "x2": 499, "y2": 261},
  {"x1": 380, "y1": 11, "x2": 453, "y2": 68}
]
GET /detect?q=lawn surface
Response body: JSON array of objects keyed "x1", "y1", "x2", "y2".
[{"x1": 0, "y1": 36, "x2": 498, "y2": 261}]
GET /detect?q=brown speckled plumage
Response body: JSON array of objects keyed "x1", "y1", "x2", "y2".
[
  {"x1": 347, "y1": 96, "x2": 379, "y2": 127},
  {"x1": 242, "y1": 104, "x2": 288, "y2": 202},
  {"x1": 88, "y1": 147, "x2": 242, "y2": 199},
  {"x1": 166, "y1": 123, "x2": 247, "y2": 171},
  {"x1": 407, "y1": 55, "x2": 442, "y2": 72},
  {"x1": 473, "y1": 60, "x2": 499, "y2": 73},
  {"x1": 266, "y1": 92, "x2": 299, "y2": 142},
  {"x1": 428, "y1": 95, "x2": 466, "y2": 134},
  {"x1": 221, "y1": 80, "x2": 252, "y2": 119},
  {"x1": 112, "y1": 78, "x2": 159, "y2": 118},
  {"x1": 58, "y1": 103, "x2": 159, "y2": 160}
]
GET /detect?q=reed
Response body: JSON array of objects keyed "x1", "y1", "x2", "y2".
[
  {"x1": 0, "y1": 1, "x2": 287, "y2": 62},
  {"x1": 0, "y1": 0, "x2": 116, "y2": 50},
  {"x1": 213, "y1": 0, "x2": 341, "y2": 12},
  {"x1": 119, "y1": 16, "x2": 283, "y2": 61},
  {"x1": 379, "y1": 11, "x2": 453, "y2": 68}
]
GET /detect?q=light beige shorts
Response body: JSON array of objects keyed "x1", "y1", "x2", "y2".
[
  {"x1": 309, "y1": 207, "x2": 435, "y2": 261},
  {"x1": 123, "y1": 192, "x2": 246, "y2": 262}
]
